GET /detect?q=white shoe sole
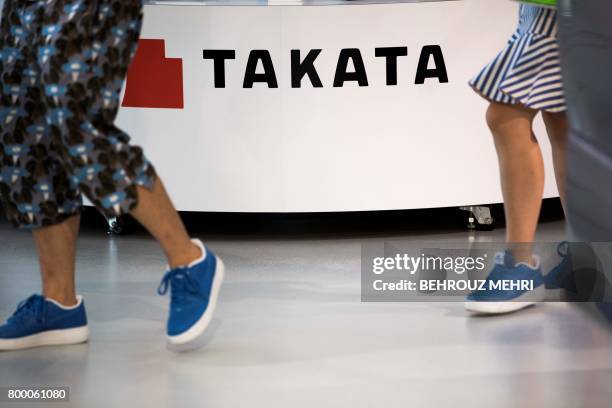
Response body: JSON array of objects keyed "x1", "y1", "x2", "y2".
[
  {"x1": 167, "y1": 256, "x2": 225, "y2": 345},
  {"x1": 0, "y1": 326, "x2": 89, "y2": 351},
  {"x1": 464, "y1": 285, "x2": 546, "y2": 315}
]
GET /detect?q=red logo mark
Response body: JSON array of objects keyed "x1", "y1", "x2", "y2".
[{"x1": 122, "y1": 39, "x2": 184, "y2": 109}]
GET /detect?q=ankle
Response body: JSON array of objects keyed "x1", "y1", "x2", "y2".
[
  {"x1": 511, "y1": 252, "x2": 539, "y2": 268},
  {"x1": 168, "y1": 241, "x2": 204, "y2": 269},
  {"x1": 509, "y1": 244, "x2": 535, "y2": 265},
  {"x1": 43, "y1": 291, "x2": 78, "y2": 307}
]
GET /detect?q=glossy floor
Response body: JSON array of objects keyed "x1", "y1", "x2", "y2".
[{"x1": 0, "y1": 219, "x2": 610, "y2": 408}]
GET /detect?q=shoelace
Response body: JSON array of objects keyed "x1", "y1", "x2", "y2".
[
  {"x1": 7, "y1": 295, "x2": 46, "y2": 325},
  {"x1": 157, "y1": 268, "x2": 201, "y2": 307},
  {"x1": 494, "y1": 251, "x2": 507, "y2": 266}
]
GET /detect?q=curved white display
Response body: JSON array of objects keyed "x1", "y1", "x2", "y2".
[{"x1": 116, "y1": 0, "x2": 559, "y2": 212}]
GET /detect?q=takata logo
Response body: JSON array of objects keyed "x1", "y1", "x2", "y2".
[
  {"x1": 121, "y1": 40, "x2": 448, "y2": 109},
  {"x1": 202, "y1": 46, "x2": 448, "y2": 89},
  {"x1": 122, "y1": 39, "x2": 184, "y2": 109}
]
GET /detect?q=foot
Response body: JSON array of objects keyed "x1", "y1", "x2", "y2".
[
  {"x1": 465, "y1": 250, "x2": 545, "y2": 314},
  {"x1": 157, "y1": 239, "x2": 225, "y2": 346},
  {"x1": 0, "y1": 295, "x2": 89, "y2": 351}
]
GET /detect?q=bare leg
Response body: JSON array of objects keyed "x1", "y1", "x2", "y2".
[
  {"x1": 487, "y1": 102, "x2": 543, "y2": 265},
  {"x1": 32, "y1": 176, "x2": 199, "y2": 307},
  {"x1": 130, "y1": 176, "x2": 201, "y2": 269},
  {"x1": 542, "y1": 111, "x2": 568, "y2": 209},
  {"x1": 32, "y1": 214, "x2": 80, "y2": 306}
]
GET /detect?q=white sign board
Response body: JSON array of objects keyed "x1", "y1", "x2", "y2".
[{"x1": 116, "y1": 0, "x2": 559, "y2": 212}]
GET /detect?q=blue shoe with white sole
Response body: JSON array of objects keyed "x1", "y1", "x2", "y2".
[
  {"x1": 0, "y1": 295, "x2": 89, "y2": 351},
  {"x1": 157, "y1": 239, "x2": 225, "y2": 346},
  {"x1": 465, "y1": 250, "x2": 545, "y2": 314}
]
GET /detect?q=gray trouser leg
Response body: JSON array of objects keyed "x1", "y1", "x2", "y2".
[{"x1": 558, "y1": 0, "x2": 612, "y2": 313}]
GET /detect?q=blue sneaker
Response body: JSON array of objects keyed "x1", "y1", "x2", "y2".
[
  {"x1": 157, "y1": 239, "x2": 225, "y2": 346},
  {"x1": 0, "y1": 295, "x2": 89, "y2": 351},
  {"x1": 465, "y1": 250, "x2": 545, "y2": 314}
]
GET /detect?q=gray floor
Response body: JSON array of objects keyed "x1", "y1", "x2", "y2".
[{"x1": 0, "y1": 219, "x2": 611, "y2": 408}]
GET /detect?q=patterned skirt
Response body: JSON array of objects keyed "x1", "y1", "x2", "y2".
[{"x1": 469, "y1": 4, "x2": 566, "y2": 112}]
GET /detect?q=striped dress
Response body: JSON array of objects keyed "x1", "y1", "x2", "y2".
[{"x1": 470, "y1": 5, "x2": 566, "y2": 112}]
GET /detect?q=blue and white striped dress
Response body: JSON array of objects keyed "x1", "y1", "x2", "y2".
[{"x1": 470, "y1": 5, "x2": 566, "y2": 112}]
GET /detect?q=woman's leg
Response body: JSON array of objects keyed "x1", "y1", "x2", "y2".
[
  {"x1": 542, "y1": 111, "x2": 568, "y2": 208},
  {"x1": 487, "y1": 102, "x2": 543, "y2": 264}
]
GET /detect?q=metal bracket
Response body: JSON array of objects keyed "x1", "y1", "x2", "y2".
[
  {"x1": 105, "y1": 216, "x2": 124, "y2": 236},
  {"x1": 459, "y1": 205, "x2": 495, "y2": 230}
]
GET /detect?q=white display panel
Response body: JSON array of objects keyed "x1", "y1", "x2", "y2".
[{"x1": 116, "y1": 0, "x2": 559, "y2": 212}]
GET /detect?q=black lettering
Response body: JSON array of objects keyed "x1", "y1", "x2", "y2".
[
  {"x1": 243, "y1": 50, "x2": 278, "y2": 88},
  {"x1": 203, "y1": 49, "x2": 236, "y2": 88},
  {"x1": 333, "y1": 48, "x2": 368, "y2": 87},
  {"x1": 291, "y1": 49, "x2": 323, "y2": 88},
  {"x1": 375, "y1": 47, "x2": 408, "y2": 86},
  {"x1": 415, "y1": 45, "x2": 448, "y2": 84}
]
